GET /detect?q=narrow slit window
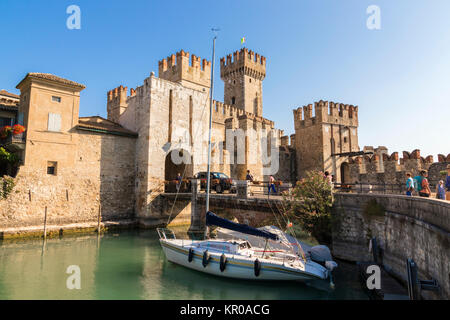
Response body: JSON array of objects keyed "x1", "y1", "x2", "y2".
[
  {"x1": 52, "y1": 96, "x2": 61, "y2": 103},
  {"x1": 47, "y1": 161, "x2": 57, "y2": 175}
]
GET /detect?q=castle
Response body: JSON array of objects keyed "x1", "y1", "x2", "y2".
[{"x1": 0, "y1": 47, "x2": 448, "y2": 228}]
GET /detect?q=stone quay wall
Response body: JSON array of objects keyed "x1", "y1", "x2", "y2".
[
  {"x1": 332, "y1": 193, "x2": 450, "y2": 299},
  {"x1": 0, "y1": 131, "x2": 136, "y2": 234}
]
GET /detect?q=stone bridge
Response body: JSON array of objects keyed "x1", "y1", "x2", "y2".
[
  {"x1": 152, "y1": 180, "x2": 450, "y2": 300},
  {"x1": 153, "y1": 180, "x2": 287, "y2": 232},
  {"x1": 332, "y1": 193, "x2": 449, "y2": 300}
]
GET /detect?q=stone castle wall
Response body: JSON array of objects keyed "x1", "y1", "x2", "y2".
[
  {"x1": 0, "y1": 130, "x2": 136, "y2": 229},
  {"x1": 348, "y1": 147, "x2": 449, "y2": 190},
  {"x1": 332, "y1": 193, "x2": 450, "y2": 299}
]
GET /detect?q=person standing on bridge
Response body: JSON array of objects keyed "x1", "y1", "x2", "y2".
[
  {"x1": 268, "y1": 175, "x2": 276, "y2": 195},
  {"x1": 418, "y1": 170, "x2": 431, "y2": 198},
  {"x1": 446, "y1": 164, "x2": 450, "y2": 201},
  {"x1": 405, "y1": 172, "x2": 414, "y2": 196},
  {"x1": 176, "y1": 173, "x2": 182, "y2": 192},
  {"x1": 324, "y1": 171, "x2": 333, "y2": 186},
  {"x1": 436, "y1": 180, "x2": 446, "y2": 200},
  {"x1": 246, "y1": 170, "x2": 254, "y2": 182}
]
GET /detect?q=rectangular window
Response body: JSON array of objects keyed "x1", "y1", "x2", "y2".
[
  {"x1": 0, "y1": 117, "x2": 13, "y2": 127},
  {"x1": 47, "y1": 161, "x2": 57, "y2": 175},
  {"x1": 52, "y1": 96, "x2": 61, "y2": 103},
  {"x1": 48, "y1": 113, "x2": 61, "y2": 132}
]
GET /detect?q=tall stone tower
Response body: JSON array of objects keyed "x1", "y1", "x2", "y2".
[
  {"x1": 220, "y1": 48, "x2": 266, "y2": 117},
  {"x1": 293, "y1": 100, "x2": 359, "y2": 183}
]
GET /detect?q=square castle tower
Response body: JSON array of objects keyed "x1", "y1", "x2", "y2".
[{"x1": 293, "y1": 100, "x2": 359, "y2": 183}]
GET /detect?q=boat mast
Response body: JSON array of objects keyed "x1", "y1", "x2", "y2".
[{"x1": 205, "y1": 29, "x2": 218, "y2": 238}]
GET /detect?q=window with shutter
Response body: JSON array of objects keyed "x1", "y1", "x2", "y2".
[{"x1": 48, "y1": 113, "x2": 61, "y2": 132}]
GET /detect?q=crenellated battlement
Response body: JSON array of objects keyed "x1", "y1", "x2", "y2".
[
  {"x1": 293, "y1": 100, "x2": 358, "y2": 129},
  {"x1": 438, "y1": 154, "x2": 450, "y2": 162},
  {"x1": 107, "y1": 85, "x2": 127, "y2": 103},
  {"x1": 212, "y1": 99, "x2": 274, "y2": 128},
  {"x1": 220, "y1": 47, "x2": 266, "y2": 80},
  {"x1": 346, "y1": 147, "x2": 445, "y2": 186},
  {"x1": 107, "y1": 85, "x2": 129, "y2": 123},
  {"x1": 158, "y1": 50, "x2": 211, "y2": 89}
]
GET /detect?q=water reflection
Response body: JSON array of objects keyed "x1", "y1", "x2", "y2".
[{"x1": 0, "y1": 230, "x2": 368, "y2": 300}]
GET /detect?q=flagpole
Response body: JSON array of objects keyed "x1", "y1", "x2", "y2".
[{"x1": 205, "y1": 29, "x2": 218, "y2": 239}]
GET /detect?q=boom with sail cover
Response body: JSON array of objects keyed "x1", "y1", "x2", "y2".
[{"x1": 206, "y1": 211, "x2": 279, "y2": 241}]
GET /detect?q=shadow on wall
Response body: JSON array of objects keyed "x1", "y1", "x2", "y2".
[
  {"x1": 135, "y1": 145, "x2": 194, "y2": 227},
  {"x1": 98, "y1": 132, "x2": 137, "y2": 221}
]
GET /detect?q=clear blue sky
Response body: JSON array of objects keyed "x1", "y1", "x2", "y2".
[{"x1": 1, "y1": 0, "x2": 449, "y2": 158}]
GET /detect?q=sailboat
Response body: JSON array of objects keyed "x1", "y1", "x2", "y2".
[{"x1": 157, "y1": 32, "x2": 338, "y2": 285}]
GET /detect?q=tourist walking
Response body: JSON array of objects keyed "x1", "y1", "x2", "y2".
[
  {"x1": 246, "y1": 170, "x2": 254, "y2": 182},
  {"x1": 446, "y1": 164, "x2": 450, "y2": 201},
  {"x1": 324, "y1": 171, "x2": 333, "y2": 186},
  {"x1": 418, "y1": 170, "x2": 431, "y2": 198},
  {"x1": 405, "y1": 172, "x2": 414, "y2": 196},
  {"x1": 268, "y1": 175, "x2": 276, "y2": 195},
  {"x1": 176, "y1": 173, "x2": 182, "y2": 192},
  {"x1": 436, "y1": 180, "x2": 446, "y2": 200}
]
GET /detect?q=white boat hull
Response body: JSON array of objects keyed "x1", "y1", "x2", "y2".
[{"x1": 160, "y1": 239, "x2": 328, "y2": 282}]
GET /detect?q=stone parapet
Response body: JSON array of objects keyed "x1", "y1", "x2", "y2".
[{"x1": 332, "y1": 193, "x2": 450, "y2": 300}]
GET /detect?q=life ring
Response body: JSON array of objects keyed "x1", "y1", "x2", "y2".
[
  {"x1": 202, "y1": 250, "x2": 210, "y2": 268},
  {"x1": 220, "y1": 254, "x2": 227, "y2": 272},
  {"x1": 254, "y1": 259, "x2": 261, "y2": 277},
  {"x1": 188, "y1": 248, "x2": 194, "y2": 263}
]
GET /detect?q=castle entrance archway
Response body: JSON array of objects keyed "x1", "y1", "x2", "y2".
[{"x1": 164, "y1": 149, "x2": 193, "y2": 182}]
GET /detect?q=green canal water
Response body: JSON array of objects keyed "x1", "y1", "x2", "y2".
[{"x1": 0, "y1": 229, "x2": 368, "y2": 300}]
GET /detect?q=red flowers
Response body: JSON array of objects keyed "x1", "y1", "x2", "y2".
[
  {"x1": 0, "y1": 126, "x2": 12, "y2": 139},
  {"x1": 0, "y1": 125, "x2": 26, "y2": 138},
  {"x1": 12, "y1": 124, "x2": 25, "y2": 135}
]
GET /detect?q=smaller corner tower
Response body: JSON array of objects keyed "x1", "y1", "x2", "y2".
[
  {"x1": 220, "y1": 48, "x2": 266, "y2": 117},
  {"x1": 107, "y1": 85, "x2": 128, "y2": 123}
]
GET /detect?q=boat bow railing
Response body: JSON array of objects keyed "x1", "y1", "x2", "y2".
[{"x1": 157, "y1": 228, "x2": 176, "y2": 240}]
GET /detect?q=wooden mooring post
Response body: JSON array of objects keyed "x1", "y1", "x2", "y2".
[
  {"x1": 97, "y1": 204, "x2": 101, "y2": 233},
  {"x1": 43, "y1": 206, "x2": 48, "y2": 240}
]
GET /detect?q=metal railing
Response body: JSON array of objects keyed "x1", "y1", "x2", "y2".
[
  {"x1": 333, "y1": 182, "x2": 406, "y2": 195},
  {"x1": 248, "y1": 182, "x2": 293, "y2": 197},
  {"x1": 164, "y1": 180, "x2": 192, "y2": 193},
  {"x1": 164, "y1": 179, "x2": 413, "y2": 197},
  {"x1": 156, "y1": 228, "x2": 176, "y2": 240}
]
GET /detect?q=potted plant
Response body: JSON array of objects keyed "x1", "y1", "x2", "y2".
[
  {"x1": 0, "y1": 126, "x2": 12, "y2": 139},
  {"x1": 12, "y1": 124, "x2": 25, "y2": 135}
]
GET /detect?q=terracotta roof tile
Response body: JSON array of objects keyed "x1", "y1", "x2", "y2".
[
  {"x1": 16, "y1": 73, "x2": 86, "y2": 89},
  {"x1": 0, "y1": 90, "x2": 20, "y2": 99}
]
